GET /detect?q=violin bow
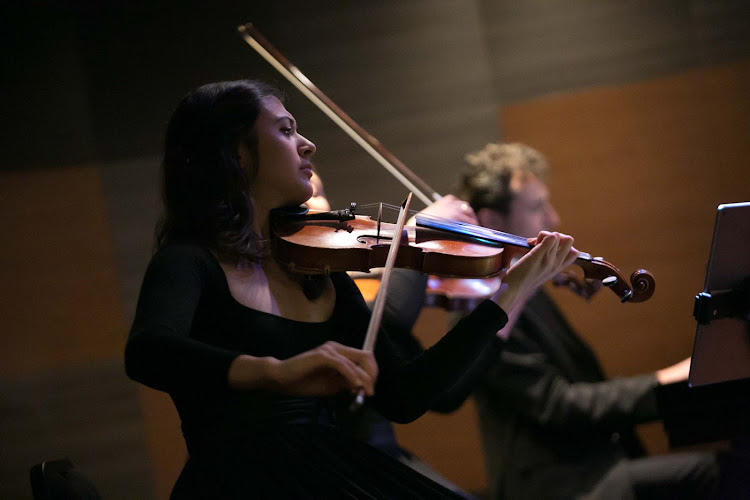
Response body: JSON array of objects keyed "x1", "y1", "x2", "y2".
[
  {"x1": 238, "y1": 23, "x2": 439, "y2": 206},
  {"x1": 351, "y1": 193, "x2": 413, "y2": 409}
]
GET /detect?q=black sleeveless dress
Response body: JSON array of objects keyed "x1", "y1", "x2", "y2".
[{"x1": 126, "y1": 244, "x2": 508, "y2": 499}]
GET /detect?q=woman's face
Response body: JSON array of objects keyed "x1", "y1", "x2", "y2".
[{"x1": 245, "y1": 96, "x2": 317, "y2": 210}]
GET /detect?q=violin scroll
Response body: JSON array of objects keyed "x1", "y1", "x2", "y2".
[
  {"x1": 627, "y1": 268, "x2": 656, "y2": 303},
  {"x1": 576, "y1": 256, "x2": 655, "y2": 303}
]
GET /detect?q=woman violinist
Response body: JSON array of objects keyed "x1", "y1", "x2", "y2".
[{"x1": 124, "y1": 79, "x2": 578, "y2": 499}]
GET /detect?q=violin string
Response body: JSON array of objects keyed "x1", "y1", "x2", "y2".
[{"x1": 357, "y1": 202, "x2": 420, "y2": 219}]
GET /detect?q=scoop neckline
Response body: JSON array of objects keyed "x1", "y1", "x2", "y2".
[{"x1": 203, "y1": 247, "x2": 338, "y2": 326}]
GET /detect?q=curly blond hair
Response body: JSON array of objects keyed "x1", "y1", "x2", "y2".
[{"x1": 457, "y1": 143, "x2": 549, "y2": 215}]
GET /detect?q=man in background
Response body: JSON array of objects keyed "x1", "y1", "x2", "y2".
[{"x1": 459, "y1": 143, "x2": 718, "y2": 499}]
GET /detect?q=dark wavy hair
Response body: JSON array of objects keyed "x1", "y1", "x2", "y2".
[{"x1": 155, "y1": 80, "x2": 284, "y2": 263}]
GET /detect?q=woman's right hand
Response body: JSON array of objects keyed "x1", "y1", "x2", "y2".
[
  {"x1": 266, "y1": 341, "x2": 378, "y2": 397},
  {"x1": 229, "y1": 342, "x2": 378, "y2": 397}
]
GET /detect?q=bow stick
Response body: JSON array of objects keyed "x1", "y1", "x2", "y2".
[{"x1": 351, "y1": 193, "x2": 413, "y2": 409}]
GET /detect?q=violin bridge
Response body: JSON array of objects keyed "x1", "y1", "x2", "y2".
[{"x1": 376, "y1": 203, "x2": 382, "y2": 244}]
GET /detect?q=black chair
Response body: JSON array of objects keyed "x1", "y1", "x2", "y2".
[{"x1": 30, "y1": 458, "x2": 102, "y2": 500}]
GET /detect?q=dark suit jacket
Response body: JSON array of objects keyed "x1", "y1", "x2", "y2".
[{"x1": 474, "y1": 291, "x2": 660, "y2": 500}]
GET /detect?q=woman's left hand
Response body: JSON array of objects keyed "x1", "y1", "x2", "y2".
[{"x1": 494, "y1": 231, "x2": 578, "y2": 312}]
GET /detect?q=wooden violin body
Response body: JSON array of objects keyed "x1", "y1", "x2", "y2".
[{"x1": 272, "y1": 213, "x2": 505, "y2": 279}]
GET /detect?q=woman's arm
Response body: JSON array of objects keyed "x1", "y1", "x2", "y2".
[
  {"x1": 126, "y1": 245, "x2": 377, "y2": 397},
  {"x1": 228, "y1": 342, "x2": 377, "y2": 397},
  {"x1": 125, "y1": 245, "x2": 243, "y2": 393}
]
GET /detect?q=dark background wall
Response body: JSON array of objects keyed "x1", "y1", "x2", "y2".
[{"x1": 2, "y1": 1, "x2": 749, "y2": 498}]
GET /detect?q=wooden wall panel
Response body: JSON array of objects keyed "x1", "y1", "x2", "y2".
[
  {"x1": 0, "y1": 167, "x2": 125, "y2": 376},
  {"x1": 137, "y1": 386, "x2": 185, "y2": 500},
  {"x1": 500, "y1": 60, "x2": 750, "y2": 453},
  {"x1": 0, "y1": 166, "x2": 153, "y2": 499}
]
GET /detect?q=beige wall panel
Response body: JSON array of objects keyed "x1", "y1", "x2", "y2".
[{"x1": 0, "y1": 166, "x2": 155, "y2": 499}]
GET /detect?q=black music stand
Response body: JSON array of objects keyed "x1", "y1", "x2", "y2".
[
  {"x1": 658, "y1": 202, "x2": 750, "y2": 445},
  {"x1": 689, "y1": 202, "x2": 750, "y2": 387},
  {"x1": 657, "y1": 203, "x2": 750, "y2": 496}
]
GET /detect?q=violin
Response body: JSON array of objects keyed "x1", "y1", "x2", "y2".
[
  {"x1": 271, "y1": 204, "x2": 504, "y2": 278},
  {"x1": 271, "y1": 205, "x2": 655, "y2": 303},
  {"x1": 241, "y1": 23, "x2": 655, "y2": 306}
]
